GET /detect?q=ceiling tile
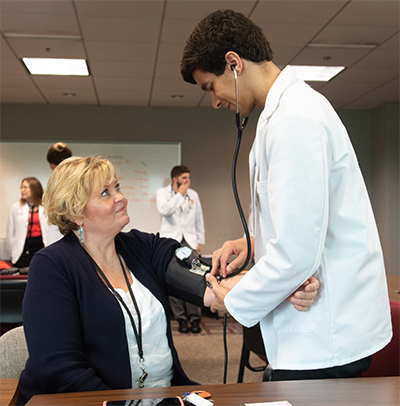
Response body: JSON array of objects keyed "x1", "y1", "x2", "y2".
[
  {"x1": 251, "y1": 0, "x2": 348, "y2": 24},
  {"x1": 1, "y1": 37, "x2": 15, "y2": 58},
  {"x1": 354, "y1": 49, "x2": 400, "y2": 70},
  {"x1": 30, "y1": 75, "x2": 95, "y2": 90},
  {"x1": 342, "y1": 77, "x2": 400, "y2": 109},
  {"x1": 379, "y1": 33, "x2": 399, "y2": 51},
  {"x1": 324, "y1": 66, "x2": 399, "y2": 87},
  {"x1": 161, "y1": 18, "x2": 203, "y2": 44},
  {"x1": 165, "y1": 1, "x2": 256, "y2": 19},
  {"x1": 1, "y1": 13, "x2": 80, "y2": 36},
  {"x1": 1, "y1": 73, "x2": 37, "y2": 88},
  {"x1": 89, "y1": 60, "x2": 155, "y2": 78},
  {"x1": 93, "y1": 77, "x2": 152, "y2": 92},
  {"x1": 1, "y1": 58, "x2": 30, "y2": 75},
  {"x1": 41, "y1": 88, "x2": 98, "y2": 104},
  {"x1": 150, "y1": 91, "x2": 204, "y2": 107},
  {"x1": 0, "y1": 87, "x2": 46, "y2": 103},
  {"x1": 154, "y1": 62, "x2": 182, "y2": 79},
  {"x1": 97, "y1": 90, "x2": 150, "y2": 106},
  {"x1": 312, "y1": 25, "x2": 397, "y2": 47},
  {"x1": 256, "y1": 22, "x2": 324, "y2": 48},
  {"x1": 0, "y1": 0, "x2": 75, "y2": 15},
  {"x1": 290, "y1": 47, "x2": 371, "y2": 67},
  {"x1": 157, "y1": 43, "x2": 186, "y2": 63},
  {"x1": 331, "y1": 0, "x2": 400, "y2": 27},
  {"x1": 79, "y1": 16, "x2": 161, "y2": 42},
  {"x1": 7, "y1": 38, "x2": 86, "y2": 59},
  {"x1": 85, "y1": 40, "x2": 157, "y2": 62},
  {"x1": 75, "y1": 0, "x2": 164, "y2": 18}
]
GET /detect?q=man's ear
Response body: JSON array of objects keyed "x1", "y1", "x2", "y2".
[{"x1": 225, "y1": 51, "x2": 242, "y2": 74}]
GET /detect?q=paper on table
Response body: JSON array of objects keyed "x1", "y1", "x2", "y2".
[{"x1": 245, "y1": 402, "x2": 293, "y2": 406}]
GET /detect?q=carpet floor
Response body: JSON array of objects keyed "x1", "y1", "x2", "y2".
[{"x1": 171, "y1": 315, "x2": 267, "y2": 385}]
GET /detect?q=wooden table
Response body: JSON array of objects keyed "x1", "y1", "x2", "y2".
[
  {"x1": 0, "y1": 379, "x2": 18, "y2": 406},
  {"x1": 23, "y1": 377, "x2": 399, "y2": 406}
]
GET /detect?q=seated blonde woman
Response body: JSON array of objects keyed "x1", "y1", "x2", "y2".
[{"x1": 17, "y1": 156, "x2": 319, "y2": 405}]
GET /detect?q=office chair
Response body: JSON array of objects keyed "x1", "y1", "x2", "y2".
[
  {"x1": 362, "y1": 300, "x2": 400, "y2": 377},
  {"x1": 0, "y1": 275, "x2": 28, "y2": 335},
  {"x1": 0, "y1": 325, "x2": 29, "y2": 379},
  {"x1": 237, "y1": 323, "x2": 271, "y2": 383}
]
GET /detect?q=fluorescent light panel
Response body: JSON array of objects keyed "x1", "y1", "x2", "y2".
[
  {"x1": 22, "y1": 57, "x2": 89, "y2": 76},
  {"x1": 289, "y1": 65, "x2": 345, "y2": 81}
]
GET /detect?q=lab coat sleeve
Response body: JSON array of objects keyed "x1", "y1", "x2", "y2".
[
  {"x1": 195, "y1": 193, "x2": 205, "y2": 245},
  {"x1": 5, "y1": 202, "x2": 18, "y2": 258},
  {"x1": 156, "y1": 187, "x2": 185, "y2": 217},
  {"x1": 225, "y1": 116, "x2": 331, "y2": 327}
]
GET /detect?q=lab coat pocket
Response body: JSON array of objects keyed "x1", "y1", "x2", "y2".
[
  {"x1": 272, "y1": 268, "x2": 323, "y2": 334},
  {"x1": 272, "y1": 297, "x2": 322, "y2": 333}
]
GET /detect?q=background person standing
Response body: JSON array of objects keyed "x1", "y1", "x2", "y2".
[
  {"x1": 46, "y1": 142, "x2": 73, "y2": 245},
  {"x1": 156, "y1": 165, "x2": 205, "y2": 334},
  {"x1": 6, "y1": 177, "x2": 48, "y2": 268}
]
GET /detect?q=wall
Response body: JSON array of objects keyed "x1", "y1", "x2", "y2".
[
  {"x1": 1, "y1": 102, "x2": 398, "y2": 275},
  {"x1": 0, "y1": 103, "x2": 256, "y2": 255},
  {"x1": 369, "y1": 102, "x2": 399, "y2": 275}
]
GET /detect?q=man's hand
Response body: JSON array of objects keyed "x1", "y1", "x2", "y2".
[
  {"x1": 286, "y1": 276, "x2": 320, "y2": 312},
  {"x1": 211, "y1": 237, "x2": 254, "y2": 277},
  {"x1": 173, "y1": 178, "x2": 190, "y2": 196}
]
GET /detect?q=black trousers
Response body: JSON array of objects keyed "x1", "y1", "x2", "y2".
[
  {"x1": 13, "y1": 236, "x2": 44, "y2": 269},
  {"x1": 271, "y1": 355, "x2": 372, "y2": 381}
]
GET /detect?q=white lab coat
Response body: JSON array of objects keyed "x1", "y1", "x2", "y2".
[
  {"x1": 225, "y1": 66, "x2": 392, "y2": 370},
  {"x1": 156, "y1": 185, "x2": 205, "y2": 250},
  {"x1": 6, "y1": 201, "x2": 49, "y2": 263}
]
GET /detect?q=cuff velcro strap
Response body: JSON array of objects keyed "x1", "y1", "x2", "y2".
[{"x1": 165, "y1": 256, "x2": 209, "y2": 308}]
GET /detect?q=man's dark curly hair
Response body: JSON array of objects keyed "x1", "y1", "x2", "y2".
[{"x1": 181, "y1": 9, "x2": 273, "y2": 84}]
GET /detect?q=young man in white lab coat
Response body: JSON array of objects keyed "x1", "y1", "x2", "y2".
[
  {"x1": 156, "y1": 165, "x2": 205, "y2": 333},
  {"x1": 180, "y1": 9, "x2": 392, "y2": 380}
]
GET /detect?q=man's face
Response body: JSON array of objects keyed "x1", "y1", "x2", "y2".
[
  {"x1": 192, "y1": 67, "x2": 254, "y2": 118},
  {"x1": 175, "y1": 172, "x2": 190, "y2": 188}
]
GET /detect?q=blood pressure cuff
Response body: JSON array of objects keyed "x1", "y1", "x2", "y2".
[{"x1": 165, "y1": 255, "x2": 210, "y2": 308}]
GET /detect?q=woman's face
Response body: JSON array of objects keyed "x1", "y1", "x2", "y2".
[
  {"x1": 21, "y1": 180, "x2": 32, "y2": 202},
  {"x1": 80, "y1": 178, "x2": 130, "y2": 239}
]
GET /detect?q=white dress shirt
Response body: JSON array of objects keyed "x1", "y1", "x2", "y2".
[
  {"x1": 115, "y1": 275, "x2": 173, "y2": 388},
  {"x1": 156, "y1": 184, "x2": 205, "y2": 250},
  {"x1": 225, "y1": 66, "x2": 392, "y2": 370}
]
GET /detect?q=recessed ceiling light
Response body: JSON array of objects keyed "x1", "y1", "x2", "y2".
[
  {"x1": 308, "y1": 43, "x2": 377, "y2": 50},
  {"x1": 171, "y1": 95, "x2": 184, "y2": 99},
  {"x1": 22, "y1": 58, "x2": 89, "y2": 76},
  {"x1": 289, "y1": 65, "x2": 345, "y2": 81}
]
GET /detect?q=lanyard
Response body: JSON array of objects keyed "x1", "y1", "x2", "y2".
[
  {"x1": 84, "y1": 249, "x2": 148, "y2": 387},
  {"x1": 26, "y1": 204, "x2": 36, "y2": 254}
]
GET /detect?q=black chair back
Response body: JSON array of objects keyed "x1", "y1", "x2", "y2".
[{"x1": 0, "y1": 276, "x2": 28, "y2": 335}]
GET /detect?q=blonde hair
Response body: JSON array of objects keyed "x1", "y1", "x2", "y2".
[{"x1": 44, "y1": 156, "x2": 117, "y2": 235}]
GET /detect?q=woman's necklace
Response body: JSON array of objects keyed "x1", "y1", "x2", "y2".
[{"x1": 83, "y1": 249, "x2": 148, "y2": 387}]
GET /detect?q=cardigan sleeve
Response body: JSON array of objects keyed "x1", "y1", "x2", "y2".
[{"x1": 22, "y1": 252, "x2": 112, "y2": 394}]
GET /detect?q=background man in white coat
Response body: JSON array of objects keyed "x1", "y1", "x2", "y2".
[
  {"x1": 180, "y1": 10, "x2": 392, "y2": 380},
  {"x1": 156, "y1": 165, "x2": 205, "y2": 334}
]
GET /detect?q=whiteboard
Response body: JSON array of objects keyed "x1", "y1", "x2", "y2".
[{"x1": 0, "y1": 141, "x2": 180, "y2": 239}]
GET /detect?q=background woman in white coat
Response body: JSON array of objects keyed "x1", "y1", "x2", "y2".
[{"x1": 6, "y1": 177, "x2": 48, "y2": 268}]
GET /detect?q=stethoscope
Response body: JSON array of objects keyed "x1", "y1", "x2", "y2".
[{"x1": 220, "y1": 64, "x2": 252, "y2": 384}]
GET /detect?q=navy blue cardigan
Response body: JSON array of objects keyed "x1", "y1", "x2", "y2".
[{"x1": 18, "y1": 229, "x2": 193, "y2": 404}]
